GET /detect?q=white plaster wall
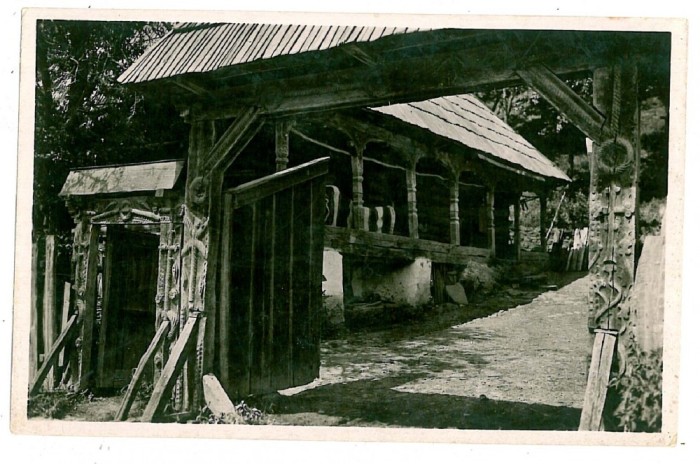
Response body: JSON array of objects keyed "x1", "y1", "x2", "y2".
[
  {"x1": 322, "y1": 248, "x2": 345, "y2": 325},
  {"x1": 351, "y1": 257, "x2": 432, "y2": 307}
]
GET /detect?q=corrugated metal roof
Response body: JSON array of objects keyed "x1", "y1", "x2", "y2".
[
  {"x1": 119, "y1": 23, "x2": 426, "y2": 84},
  {"x1": 60, "y1": 160, "x2": 185, "y2": 196},
  {"x1": 370, "y1": 95, "x2": 570, "y2": 182}
]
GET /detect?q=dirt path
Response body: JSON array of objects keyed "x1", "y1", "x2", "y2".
[{"x1": 265, "y1": 276, "x2": 592, "y2": 430}]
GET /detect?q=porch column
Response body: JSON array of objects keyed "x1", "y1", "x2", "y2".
[
  {"x1": 406, "y1": 160, "x2": 419, "y2": 239},
  {"x1": 350, "y1": 146, "x2": 367, "y2": 231},
  {"x1": 486, "y1": 185, "x2": 496, "y2": 258},
  {"x1": 275, "y1": 120, "x2": 292, "y2": 172},
  {"x1": 539, "y1": 192, "x2": 548, "y2": 250},
  {"x1": 449, "y1": 174, "x2": 460, "y2": 245},
  {"x1": 513, "y1": 194, "x2": 521, "y2": 262}
]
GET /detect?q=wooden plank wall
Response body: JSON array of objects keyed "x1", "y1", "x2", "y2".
[{"x1": 221, "y1": 175, "x2": 325, "y2": 397}]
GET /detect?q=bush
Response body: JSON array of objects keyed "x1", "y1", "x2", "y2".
[{"x1": 611, "y1": 345, "x2": 663, "y2": 432}]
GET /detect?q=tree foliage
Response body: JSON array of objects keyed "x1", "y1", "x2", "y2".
[
  {"x1": 479, "y1": 74, "x2": 669, "y2": 232},
  {"x1": 33, "y1": 20, "x2": 187, "y2": 237}
]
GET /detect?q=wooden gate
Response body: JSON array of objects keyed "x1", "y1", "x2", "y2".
[{"x1": 218, "y1": 157, "x2": 329, "y2": 397}]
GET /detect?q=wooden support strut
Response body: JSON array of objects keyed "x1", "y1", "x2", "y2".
[
  {"x1": 141, "y1": 314, "x2": 200, "y2": 422},
  {"x1": 29, "y1": 314, "x2": 78, "y2": 396},
  {"x1": 516, "y1": 64, "x2": 608, "y2": 144},
  {"x1": 115, "y1": 320, "x2": 170, "y2": 421},
  {"x1": 579, "y1": 330, "x2": 617, "y2": 431}
]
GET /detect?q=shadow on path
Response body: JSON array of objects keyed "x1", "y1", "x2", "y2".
[{"x1": 261, "y1": 375, "x2": 581, "y2": 430}]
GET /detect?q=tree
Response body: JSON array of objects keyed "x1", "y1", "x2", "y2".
[{"x1": 33, "y1": 20, "x2": 188, "y2": 238}]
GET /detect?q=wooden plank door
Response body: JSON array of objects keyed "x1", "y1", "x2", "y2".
[{"x1": 219, "y1": 158, "x2": 328, "y2": 397}]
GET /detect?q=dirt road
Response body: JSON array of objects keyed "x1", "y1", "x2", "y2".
[{"x1": 267, "y1": 276, "x2": 592, "y2": 430}]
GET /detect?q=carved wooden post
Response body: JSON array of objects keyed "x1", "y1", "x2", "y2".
[
  {"x1": 580, "y1": 62, "x2": 640, "y2": 431},
  {"x1": 350, "y1": 145, "x2": 366, "y2": 231},
  {"x1": 406, "y1": 159, "x2": 419, "y2": 239},
  {"x1": 174, "y1": 108, "x2": 262, "y2": 415},
  {"x1": 275, "y1": 120, "x2": 292, "y2": 172},
  {"x1": 72, "y1": 215, "x2": 99, "y2": 390},
  {"x1": 587, "y1": 63, "x2": 639, "y2": 333},
  {"x1": 513, "y1": 194, "x2": 521, "y2": 262},
  {"x1": 486, "y1": 185, "x2": 496, "y2": 258},
  {"x1": 449, "y1": 174, "x2": 460, "y2": 246},
  {"x1": 539, "y1": 192, "x2": 548, "y2": 251}
]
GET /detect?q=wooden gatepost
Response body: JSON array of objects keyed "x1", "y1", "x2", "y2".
[{"x1": 519, "y1": 61, "x2": 646, "y2": 430}]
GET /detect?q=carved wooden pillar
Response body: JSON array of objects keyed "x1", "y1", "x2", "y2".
[
  {"x1": 275, "y1": 120, "x2": 292, "y2": 172},
  {"x1": 579, "y1": 62, "x2": 640, "y2": 431},
  {"x1": 588, "y1": 63, "x2": 640, "y2": 333},
  {"x1": 449, "y1": 174, "x2": 460, "y2": 246},
  {"x1": 178, "y1": 108, "x2": 262, "y2": 413},
  {"x1": 350, "y1": 146, "x2": 366, "y2": 231},
  {"x1": 513, "y1": 194, "x2": 521, "y2": 262},
  {"x1": 71, "y1": 214, "x2": 99, "y2": 390},
  {"x1": 177, "y1": 119, "x2": 215, "y2": 411},
  {"x1": 486, "y1": 185, "x2": 496, "y2": 258},
  {"x1": 406, "y1": 160, "x2": 419, "y2": 239},
  {"x1": 539, "y1": 192, "x2": 548, "y2": 251}
]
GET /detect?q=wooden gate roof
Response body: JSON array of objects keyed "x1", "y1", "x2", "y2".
[
  {"x1": 370, "y1": 95, "x2": 570, "y2": 182},
  {"x1": 119, "y1": 23, "x2": 428, "y2": 85}
]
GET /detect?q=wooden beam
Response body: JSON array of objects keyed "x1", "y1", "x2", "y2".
[
  {"x1": 29, "y1": 314, "x2": 78, "y2": 396},
  {"x1": 115, "y1": 320, "x2": 170, "y2": 421},
  {"x1": 227, "y1": 157, "x2": 330, "y2": 209},
  {"x1": 324, "y1": 226, "x2": 490, "y2": 265},
  {"x1": 200, "y1": 107, "x2": 263, "y2": 173},
  {"x1": 517, "y1": 64, "x2": 608, "y2": 143},
  {"x1": 142, "y1": 314, "x2": 200, "y2": 422}
]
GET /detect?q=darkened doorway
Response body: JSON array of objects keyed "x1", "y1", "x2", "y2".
[{"x1": 96, "y1": 226, "x2": 160, "y2": 389}]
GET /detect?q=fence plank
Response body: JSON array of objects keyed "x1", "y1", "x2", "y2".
[{"x1": 42, "y1": 235, "x2": 57, "y2": 389}]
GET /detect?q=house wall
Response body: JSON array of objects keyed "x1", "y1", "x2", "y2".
[
  {"x1": 348, "y1": 256, "x2": 432, "y2": 307},
  {"x1": 322, "y1": 248, "x2": 345, "y2": 326}
]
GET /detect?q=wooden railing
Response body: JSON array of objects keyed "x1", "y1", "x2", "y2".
[{"x1": 324, "y1": 226, "x2": 489, "y2": 265}]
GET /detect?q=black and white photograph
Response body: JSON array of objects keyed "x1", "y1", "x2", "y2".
[{"x1": 3, "y1": 2, "x2": 695, "y2": 459}]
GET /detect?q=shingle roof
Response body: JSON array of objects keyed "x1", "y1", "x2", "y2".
[
  {"x1": 371, "y1": 95, "x2": 570, "y2": 182},
  {"x1": 118, "y1": 23, "x2": 426, "y2": 84},
  {"x1": 60, "y1": 160, "x2": 185, "y2": 196}
]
